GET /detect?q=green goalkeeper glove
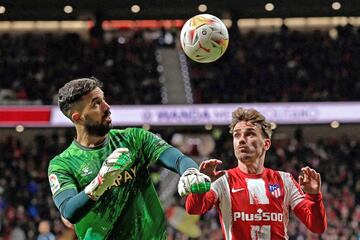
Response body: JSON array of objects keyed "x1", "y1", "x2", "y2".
[
  {"x1": 178, "y1": 168, "x2": 211, "y2": 197},
  {"x1": 85, "y1": 147, "x2": 132, "y2": 200}
]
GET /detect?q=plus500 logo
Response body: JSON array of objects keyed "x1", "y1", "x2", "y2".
[{"x1": 233, "y1": 211, "x2": 283, "y2": 222}]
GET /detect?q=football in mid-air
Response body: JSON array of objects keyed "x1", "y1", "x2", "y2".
[{"x1": 180, "y1": 14, "x2": 229, "y2": 63}]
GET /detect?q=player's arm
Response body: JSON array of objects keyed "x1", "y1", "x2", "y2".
[
  {"x1": 135, "y1": 128, "x2": 211, "y2": 196},
  {"x1": 158, "y1": 147, "x2": 212, "y2": 196},
  {"x1": 293, "y1": 192, "x2": 327, "y2": 233},
  {"x1": 157, "y1": 147, "x2": 198, "y2": 175},
  {"x1": 186, "y1": 159, "x2": 225, "y2": 214},
  {"x1": 54, "y1": 189, "x2": 94, "y2": 224},
  {"x1": 291, "y1": 167, "x2": 327, "y2": 233},
  {"x1": 185, "y1": 190, "x2": 217, "y2": 215},
  {"x1": 50, "y1": 148, "x2": 132, "y2": 224}
]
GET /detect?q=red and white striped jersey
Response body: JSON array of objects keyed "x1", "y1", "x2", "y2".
[{"x1": 186, "y1": 167, "x2": 327, "y2": 240}]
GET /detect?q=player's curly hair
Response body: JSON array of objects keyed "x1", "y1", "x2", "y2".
[
  {"x1": 229, "y1": 107, "x2": 272, "y2": 139},
  {"x1": 58, "y1": 77, "x2": 103, "y2": 118}
]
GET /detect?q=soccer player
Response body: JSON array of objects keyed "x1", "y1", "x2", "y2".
[
  {"x1": 48, "y1": 77, "x2": 210, "y2": 240},
  {"x1": 186, "y1": 107, "x2": 327, "y2": 239}
]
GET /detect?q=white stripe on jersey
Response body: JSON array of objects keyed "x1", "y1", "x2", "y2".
[
  {"x1": 278, "y1": 171, "x2": 305, "y2": 210},
  {"x1": 211, "y1": 173, "x2": 232, "y2": 240},
  {"x1": 245, "y1": 178, "x2": 269, "y2": 204},
  {"x1": 278, "y1": 171, "x2": 305, "y2": 240}
]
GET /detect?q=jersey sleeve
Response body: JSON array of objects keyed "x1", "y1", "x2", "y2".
[
  {"x1": 185, "y1": 174, "x2": 227, "y2": 215},
  {"x1": 279, "y1": 171, "x2": 327, "y2": 233},
  {"x1": 185, "y1": 190, "x2": 217, "y2": 215},
  {"x1": 48, "y1": 156, "x2": 77, "y2": 198},
  {"x1": 293, "y1": 193, "x2": 327, "y2": 233},
  {"x1": 129, "y1": 128, "x2": 171, "y2": 164},
  {"x1": 279, "y1": 171, "x2": 305, "y2": 210}
]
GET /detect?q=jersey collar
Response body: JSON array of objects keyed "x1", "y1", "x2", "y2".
[{"x1": 72, "y1": 134, "x2": 109, "y2": 150}]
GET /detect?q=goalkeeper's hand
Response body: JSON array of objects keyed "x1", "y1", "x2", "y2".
[
  {"x1": 85, "y1": 147, "x2": 132, "y2": 200},
  {"x1": 178, "y1": 168, "x2": 211, "y2": 197}
]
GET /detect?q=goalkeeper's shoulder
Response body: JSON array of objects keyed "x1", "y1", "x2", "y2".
[
  {"x1": 48, "y1": 154, "x2": 69, "y2": 174},
  {"x1": 49, "y1": 141, "x2": 79, "y2": 163},
  {"x1": 49, "y1": 148, "x2": 73, "y2": 164},
  {"x1": 48, "y1": 148, "x2": 75, "y2": 173}
]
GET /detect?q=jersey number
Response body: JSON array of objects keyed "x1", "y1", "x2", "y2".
[{"x1": 250, "y1": 225, "x2": 270, "y2": 240}]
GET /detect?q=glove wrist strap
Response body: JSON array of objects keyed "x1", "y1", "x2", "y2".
[{"x1": 84, "y1": 175, "x2": 102, "y2": 201}]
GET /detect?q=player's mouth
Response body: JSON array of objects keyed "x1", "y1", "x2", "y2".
[
  {"x1": 237, "y1": 146, "x2": 249, "y2": 152},
  {"x1": 103, "y1": 112, "x2": 112, "y2": 123},
  {"x1": 237, "y1": 146, "x2": 248, "y2": 150}
]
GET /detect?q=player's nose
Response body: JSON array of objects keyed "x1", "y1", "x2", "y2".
[
  {"x1": 102, "y1": 100, "x2": 111, "y2": 111},
  {"x1": 237, "y1": 135, "x2": 246, "y2": 144}
]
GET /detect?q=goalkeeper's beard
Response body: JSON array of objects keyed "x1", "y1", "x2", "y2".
[{"x1": 84, "y1": 118, "x2": 113, "y2": 137}]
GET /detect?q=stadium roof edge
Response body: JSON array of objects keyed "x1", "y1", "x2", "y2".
[{"x1": 0, "y1": 0, "x2": 360, "y2": 21}]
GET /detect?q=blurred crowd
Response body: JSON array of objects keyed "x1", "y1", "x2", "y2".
[
  {"x1": 1, "y1": 25, "x2": 360, "y2": 105},
  {"x1": 189, "y1": 24, "x2": 360, "y2": 103},
  {"x1": 0, "y1": 31, "x2": 162, "y2": 105},
  {"x1": 0, "y1": 130, "x2": 75, "y2": 240},
  {"x1": 0, "y1": 127, "x2": 359, "y2": 239}
]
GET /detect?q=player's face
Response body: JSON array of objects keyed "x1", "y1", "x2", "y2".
[
  {"x1": 232, "y1": 121, "x2": 270, "y2": 165},
  {"x1": 80, "y1": 87, "x2": 112, "y2": 137}
]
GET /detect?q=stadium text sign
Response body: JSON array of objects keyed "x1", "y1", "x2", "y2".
[{"x1": 1, "y1": 102, "x2": 360, "y2": 127}]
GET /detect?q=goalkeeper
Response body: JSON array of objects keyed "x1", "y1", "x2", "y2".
[{"x1": 48, "y1": 77, "x2": 211, "y2": 240}]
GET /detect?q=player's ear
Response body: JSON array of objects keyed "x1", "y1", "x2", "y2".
[
  {"x1": 264, "y1": 138, "x2": 271, "y2": 150},
  {"x1": 71, "y1": 111, "x2": 81, "y2": 123},
  {"x1": 70, "y1": 102, "x2": 84, "y2": 123}
]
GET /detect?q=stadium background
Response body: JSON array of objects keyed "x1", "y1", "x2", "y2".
[{"x1": 0, "y1": 0, "x2": 360, "y2": 239}]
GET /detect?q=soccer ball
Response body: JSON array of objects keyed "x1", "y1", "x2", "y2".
[{"x1": 180, "y1": 14, "x2": 229, "y2": 63}]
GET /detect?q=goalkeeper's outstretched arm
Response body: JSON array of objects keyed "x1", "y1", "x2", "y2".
[
  {"x1": 157, "y1": 147, "x2": 198, "y2": 175},
  {"x1": 157, "y1": 147, "x2": 211, "y2": 196}
]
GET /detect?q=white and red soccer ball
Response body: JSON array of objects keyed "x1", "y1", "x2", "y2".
[{"x1": 180, "y1": 14, "x2": 229, "y2": 63}]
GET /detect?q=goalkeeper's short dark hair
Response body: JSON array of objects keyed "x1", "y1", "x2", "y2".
[{"x1": 58, "y1": 77, "x2": 103, "y2": 118}]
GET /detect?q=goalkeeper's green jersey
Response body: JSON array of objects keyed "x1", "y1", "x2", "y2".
[{"x1": 48, "y1": 128, "x2": 171, "y2": 240}]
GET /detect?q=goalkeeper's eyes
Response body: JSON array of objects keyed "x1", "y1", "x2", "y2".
[
  {"x1": 90, "y1": 96, "x2": 108, "y2": 109},
  {"x1": 91, "y1": 99, "x2": 103, "y2": 108}
]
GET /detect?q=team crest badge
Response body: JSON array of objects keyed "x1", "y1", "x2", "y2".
[
  {"x1": 269, "y1": 184, "x2": 281, "y2": 198},
  {"x1": 49, "y1": 174, "x2": 60, "y2": 194}
]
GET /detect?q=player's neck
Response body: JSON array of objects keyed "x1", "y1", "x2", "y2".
[
  {"x1": 75, "y1": 129, "x2": 106, "y2": 147},
  {"x1": 76, "y1": 135, "x2": 106, "y2": 147},
  {"x1": 238, "y1": 160, "x2": 264, "y2": 175}
]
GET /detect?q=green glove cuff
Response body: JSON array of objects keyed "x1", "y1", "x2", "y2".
[{"x1": 190, "y1": 182, "x2": 211, "y2": 194}]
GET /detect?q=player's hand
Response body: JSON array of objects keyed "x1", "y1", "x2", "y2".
[
  {"x1": 199, "y1": 159, "x2": 226, "y2": 182},
  {"x1": 178, "y1": 168, "x2": 211, "y2": 197},
  {"x1": 61, "y1": 216, "x2": 74, "y2": 230},
  {"x1": 85, "y1": 148, "x2": 132, "y2": 200},
  {"x1": 298, "y1": 166, "x2": 321, "y2": 194}
]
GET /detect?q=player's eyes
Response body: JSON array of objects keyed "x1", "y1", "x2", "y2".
[
  {"x1": 92, "y1": 100, "x2": 101, "y2": 107},
  {"x1": 248, "y1": 132, "x2": 256, "y2": 136}
]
